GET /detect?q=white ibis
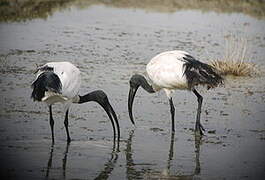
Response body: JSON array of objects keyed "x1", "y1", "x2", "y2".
[
  {"x1": 128, "y1": 50, "x2": 224, "y2": 136},
  {"x1": 31, "y1": 61, "x2": 120, "y2": 143}
]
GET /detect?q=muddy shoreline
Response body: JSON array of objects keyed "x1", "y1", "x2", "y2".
[{"x1": 1, "y1": 0, "x2": 265, "y2": 22}]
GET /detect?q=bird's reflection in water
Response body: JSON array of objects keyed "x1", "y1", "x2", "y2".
[
  {"x1": 125, "y1": 130, "x2": 202, "y2": 179},
  {"x1": 166, "y1": 132, "x2": 175, "y2": 171},
  {"x1": 93, "y1": 140, "x2": 119, "y2": 180},
  {"x1": 164, "y1": 133, "x2": 202, "y2": 179},
  {"x1": 45, "y1": 142, "x2": 70, "y2": 180},
  {"x1": 125, "y1": 130, "x2": 142, "y2": 180},
  {"x1": 45, "y1": 144, "x2": 54, "y2": 179},
  {"x1": 62, "y1": 143, "x2": 70, "y2": 178},
  {"x1": 45, "y1": 139, "x2": 119, "y2": 180},
  {"x1": 194, "y1": 135, "x2": 201, "y2": 175}
]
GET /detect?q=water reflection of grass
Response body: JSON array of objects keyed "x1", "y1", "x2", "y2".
[
  {"x1": 1, "y1": 0, "x2": 265, "y2": 22},
  {"x1": 0, "y1": 0, "x2": 72, "y2": 22}
]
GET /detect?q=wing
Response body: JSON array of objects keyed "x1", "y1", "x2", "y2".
[
  {"x1": 146, "y1": 51, "x2": 188, "y2": 89},
  {"x1": 39, "y1": 62, "x2": 81, "y2": 98},
  {"x1": 182, "y1": 53, "x2": 224, "y2": 89}
]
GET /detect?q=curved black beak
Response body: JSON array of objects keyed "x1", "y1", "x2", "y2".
[
  {"x1": 102, "y1": 99, "x2": 120, "y2": 142},
  {"x1": 78, "y1": 90, "x2": 120, "y2": 141},
  {"x1": 128, "y1": 85, "x2": 139, "y2": 126}
]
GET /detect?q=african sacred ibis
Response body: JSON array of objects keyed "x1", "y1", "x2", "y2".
[
  {"x1": 128, "y1": 50, "x2": 224, "y2": 136},
  {"x1": 31, "y1": 62, "x2": 120, "y2": 143}
]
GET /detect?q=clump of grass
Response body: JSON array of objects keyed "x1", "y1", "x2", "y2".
[{"x1": 209, "y1": 36, "x2": 258, "y2": 77}]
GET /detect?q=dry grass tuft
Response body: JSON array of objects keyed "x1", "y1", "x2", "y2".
[
  {"x1": 210, "y1": 59, "x2": 257, "y2": 77},
  {"x1": 209, "y1": 36, "x2": 258, "y2": 77}
]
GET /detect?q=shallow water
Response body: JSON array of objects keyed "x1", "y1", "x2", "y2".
[{"x1": 0, "y1": 2, "x2": 265, "y2": 180}]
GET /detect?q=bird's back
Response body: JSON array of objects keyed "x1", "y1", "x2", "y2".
[{"x1": 146, "y1": 50, "x2": 223, "y2": 90}]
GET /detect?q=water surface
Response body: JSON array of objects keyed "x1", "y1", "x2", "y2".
[{"x1": 0, "y1": 2, "x2": 265, "y2": 179}]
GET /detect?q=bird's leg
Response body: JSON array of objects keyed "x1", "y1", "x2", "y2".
[
  {"x1": 192, "y1": 89, "x2": 205, "y2": 136},
  {"x1": 64, "y1": 109, "x2": 71, "y2": 143},
  {"x1": 49, "y1": 105, "x2": 55, "y2": 144},
  {"x1": 169, "y1": 98, "x2": 175, "y2": 132}
]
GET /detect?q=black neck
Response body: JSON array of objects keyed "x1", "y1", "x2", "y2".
[
  {"x1": 78, "y1": 90, "x2": 120, "y2": 141},
  {"x1": 78, "y1": 90, "x2": 105, "y2": 104},
  {"x1": 130, "y1": 74, "x2": 155, "y2": 93}
]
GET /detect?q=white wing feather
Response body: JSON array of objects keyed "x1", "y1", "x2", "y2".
[
  {"x1": 45, "y1": 62, "x2": 81, "y2": 99},
  {"x1": 146, "y1": 51, "x2": 189, "y2": 90}
]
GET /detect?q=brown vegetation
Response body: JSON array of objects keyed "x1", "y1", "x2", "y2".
[
  {"x1": 0, "y1": 0, "x2": 265, "y2": 22},
  {"x1": 209, "y1": 37, "x2": 258, "y2": 77}
]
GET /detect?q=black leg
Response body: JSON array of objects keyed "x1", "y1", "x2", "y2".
[
  {"x1": 192, "y1": 89, "x2": 205, "y2": 136},
  {"x1": 64, "y1": 109, "x2": 71, "y2": 143},
  {"x1": 49, "y1": 105, "x2": 55, "y2": 144},
  {"x1": 169, "y1": 97, "x2": 175, "y2": 132}
]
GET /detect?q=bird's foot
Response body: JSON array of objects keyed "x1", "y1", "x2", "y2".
[{"x1": 195, "y1": 123, "x2": 205, "y2": 136}]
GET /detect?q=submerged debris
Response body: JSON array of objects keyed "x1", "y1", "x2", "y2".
[
  {"x1": 208, "y1": 130, "x2": 216, "y2": 134},
  {"x1": 150, "y1": 127, "x2": 164, "y2": 132}
]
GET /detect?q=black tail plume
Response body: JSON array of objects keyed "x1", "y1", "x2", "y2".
[
  {"x1": 183, "y1": 56, "x2": 224, "y2": 90},
  {"x1": 31, "y1": 72, "x2": 62, "y2": 101}
]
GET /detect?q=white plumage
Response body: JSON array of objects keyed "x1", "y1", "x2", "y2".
[
  {"x1": 128, "y1": 50, "x2": 224, "y2": 136},
  {"x1": 146, "y1": 50, "x2": 190, "y2": 92},
  {"x1": 31, "y1": 61, "x2": 120, "y2": 143},
  {"x1": 35, "y1": 62, "x2": 81, "y2": 104}
]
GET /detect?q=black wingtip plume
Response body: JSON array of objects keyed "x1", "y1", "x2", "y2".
[
  {"x1": 183, "y1": 55, "x2": 224, "y2": 90},
  {"x1": 31, "y1": 71, "x2": 62, "y2": 101}
]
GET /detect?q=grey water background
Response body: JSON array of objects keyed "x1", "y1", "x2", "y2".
[{"x1": 0, "y1": 0, "x2": 265, "y2": 179}]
